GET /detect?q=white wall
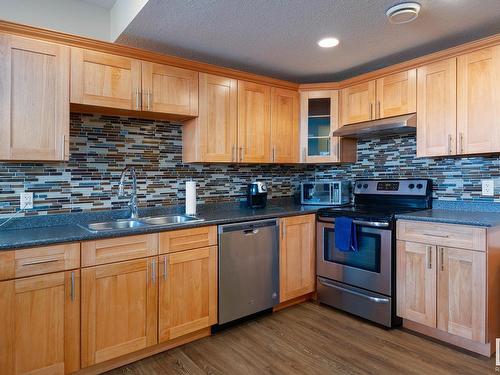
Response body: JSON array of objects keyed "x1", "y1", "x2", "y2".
[
  {"x1": 0, "y1": 0, "x2": 111, "y2": 40},
  {"x1": 110, "y1": 0, "x2": 149, "y2": 41}
]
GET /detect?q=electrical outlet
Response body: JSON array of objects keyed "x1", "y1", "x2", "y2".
[
  {"x1": 20, "y1": 192, "x2": 33, "y2": 209},
  {"x1": 482, "y1": 180, "x2": 495, "y2": 196}
]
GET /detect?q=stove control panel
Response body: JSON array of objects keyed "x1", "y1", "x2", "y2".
[{"x1": 354, "y1": 179, "x2": 430, "y2": 196}]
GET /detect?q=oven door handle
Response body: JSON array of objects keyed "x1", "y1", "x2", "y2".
[
  {"x1": 319, "y1": 217, "x2": 389, "y2": 228},
  {"x1": 318, "y1": 278, "x2": 390, "y2": 304}
]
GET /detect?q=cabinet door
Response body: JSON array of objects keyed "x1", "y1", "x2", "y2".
[
  {"x1": 437, "y1": 247, "x2": 486, "y2": 342},
  {"x1": 340, "y1": 81, "x2": 376, "y2": 125},
  {"x1": 81, "y1": 258, "x2": 157, "y2": 367},
  {"x1": 237, "y1": 81, "x2": 271, "y2": 163},
  {"x1": 457, "y1": 46, "x2": 500, "y2": 154},
  {"x1": 70, "y1": 48, "x2": 142, "y2": 110},
  {"x1": 158, "y1": 246, "x2": 217, "y2": 342},
  {"x1": 0, "y1": 271, "x2": 80, "y2": 375},
  {"x1": 183, "y1": 73, "x2": 237, "y2": 162},
  {"x1": 279, "y1": 214, "x2": 315, "y2": 302},
  {"x1": 376, "y1": 69, "x2": 416, "y2": 118},
  {"x1": 416, "y1": 58, "x2": 457, "y2": 157},
  {"x1": 396, "y1": 241, "x2": 436, "y2": 328},
  {"x1": 142, "y1": 62, "x2": 198, "y2": 116},
  {"x1": 0, "y1": 34, "x2": 69, "y2": 161},
  {"x1": 270, "y1": 87, "x2": 299, "y2": 163}
]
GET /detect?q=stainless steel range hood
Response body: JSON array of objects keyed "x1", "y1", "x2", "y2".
[{"x1": 332, "y1": 113, "x2": 417, "y2": 138}]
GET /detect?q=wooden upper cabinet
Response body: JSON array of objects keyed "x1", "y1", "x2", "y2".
[
  {"x1": 270, "y1": 87, "x2": 299, "y2": 163},
  {"x1": 70, "y1": 48, "x2": 142, "y2": 110},
  {"x1": 457, "y1": 46, "x2": 500, "y2": 155},
  {"x1": 158, "y1": 246, "x2": 217, "y2": 342},
  {"x1": 375, "y1": 69, "x2": 416, "y2": 118},
  {"x1": 183, "y1": 73, "x2": 237, "y2": 163},
  {"x1": 237, "y1": 81, "x2": 271, "y2": 163},
  {"x1": 396, "y1": 241, "x2": 436, "y2": 328},
  {"x1": 0, "y1": 271, "x2": 80, "y2": 375},
  {"x1": 0, "y1": 34, "x2": 69, "y2": 161},
  {"x1": 437, "y1": 246, "x2": 486, "y2": 343},
  {"x1": 340, "y1": 80, "x2": 376, "y2": 125},
  {"x1": 81, "y1": 258, "x2": 157, "y2": 367},
  {"x1": 142, "y1": 62, "x2": 198, "y2": 116},
  {"x1": 416, "y1": 58, "x2": 457, "y2": 158},
  {"x1": 279, "y1": 214, "x2": 315, "y2": 302}
]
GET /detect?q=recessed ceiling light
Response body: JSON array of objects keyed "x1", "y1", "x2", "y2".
[
  {"x1": 318, "y1": 37, "x2": 340, "y2": 48},
  {"x1": 386, "y1": 2, "x2": 421, "y2": 24}
]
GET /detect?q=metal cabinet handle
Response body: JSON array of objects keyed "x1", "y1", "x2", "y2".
[
  {"x1": 70, "y1": 271, "x2": 75, "y2": 302},
  {"x1": 147, "y1": 89, "x2": 152, "y2": 111},
  {"x1": 163, "y1": 257, "x2": 167, "y2": 280},
  {"x1": 134, "y1": 88, "x2": 140, "y2": 110},
  {"x1": 272, "y1": 146, "x2": 276, "y2": 162},
  {"x1": 21, "y1": 258, "x2": 60, "y2": 266},
  {"x1": 448, "y1": 134, "x2": 453, "y2": 155},
  {"x1": 459, "y1": 132, "x2": 464, "y2": 154},
  {"x1": 239, "y1": 147, "x2": 244, "y2": 162},
  {"x1": 61, "y1": 134, "x2": 69, "y2": 160},
  {"x1": 302, "y1": 147, "x2": 307, "y2": 162},
  {"x1": 281, "y1": 222, "x2": 286, "y2": 239},
  {"x1": 377, "y1": 101, "x2": 381, "y2": 118},
  {"x1": 151, "y1": 258, "x2": 156, "y2": 284},
  {"x1": 427, "y1": 245, "x2": 432, "y2": 269},
  {"x1": 369, "y1": 103, "x2": 373, "y2": 120},
  {"x1": 423, "y1": 233, "x2": 449, "y2": 238},
  {"x1": 439, "y1": 247, "x2": 444, "y2": 271}
]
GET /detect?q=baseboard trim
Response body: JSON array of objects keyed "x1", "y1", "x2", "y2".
[
  {"x1": 74, "y1": 327, "x2": 211, "y2": 374},
  {"x1": 273, "y1": 293, "x2": 314, "y2": 312},
  {"x1": 402, "y1": 319, "x2": 492, "y2": 357}
]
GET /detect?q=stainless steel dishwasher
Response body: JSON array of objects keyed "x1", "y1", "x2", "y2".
[{"x1": 218, "y1": 219, "x2": 279, "y2": 325}]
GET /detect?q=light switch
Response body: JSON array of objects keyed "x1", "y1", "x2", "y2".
[{"x1": 20, "y1": 192, "x2": 33, "y2": 209}]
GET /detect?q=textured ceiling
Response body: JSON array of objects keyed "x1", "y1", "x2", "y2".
[
  {"x1": 117, "y1": 0, "x2": 500, "y2": 83},
  {"x1": 79, "y1": 0, "x2": 117, "y2": 10}
]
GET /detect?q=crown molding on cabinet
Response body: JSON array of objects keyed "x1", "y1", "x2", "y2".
[{"x1": 0, "y1": 20, "x2": 298, "y2": 91}]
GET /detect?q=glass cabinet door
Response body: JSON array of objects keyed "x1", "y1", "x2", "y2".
[{"x1": 300, "y1": 90, "x2": 339, "y2": 163}]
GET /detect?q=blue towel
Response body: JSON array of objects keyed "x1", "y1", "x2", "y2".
[{"x1": 335, "y1": 217, "x2": 358, "y2": 252}]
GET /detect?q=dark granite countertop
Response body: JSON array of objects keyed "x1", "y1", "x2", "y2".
[
  {"x1": 0, "y1": 198, "x2": 323, "y2": 250},
  {"x1": 396, "y1": 201, "x2": 500, "y2": 227}
]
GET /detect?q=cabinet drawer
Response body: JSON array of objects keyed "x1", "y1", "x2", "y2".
[
  {"x1": 82, "y1": 234, "x2": 158, "y2": 267},
  {"x1": 0, "y1": 243, "x2": 80, "y2": 280},
  {"x1": 159, "y1": 226, "x2": 217, "y2": 253},
  {"x1": 397, "y1": 220, "x2": 486, "y2": 251}
]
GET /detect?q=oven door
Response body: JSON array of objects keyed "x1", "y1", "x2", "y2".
[{"x1": 317, "y1": 218, "x2": 392, "y2": 296}]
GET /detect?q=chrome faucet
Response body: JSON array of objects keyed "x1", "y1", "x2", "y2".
[{"x1": 118, "y1": 167, "x2": 139, "y2": 219}]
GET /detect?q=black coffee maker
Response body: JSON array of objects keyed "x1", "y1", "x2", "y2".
[{"x1": 246, "y1": 182, "x2": 267, "y2": 208}]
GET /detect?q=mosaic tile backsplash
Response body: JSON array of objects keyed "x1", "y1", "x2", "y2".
[{"x1": 0, "y1": 113, "x2": 498, "y2": 217}]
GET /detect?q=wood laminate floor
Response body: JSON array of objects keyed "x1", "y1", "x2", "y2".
[{"x1": 106, "y1": 302, "x2": 496, "y2": 375}]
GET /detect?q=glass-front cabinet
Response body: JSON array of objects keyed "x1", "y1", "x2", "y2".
[{"x1": 300, "y1": 90, "x2": 357, "y2": 163}]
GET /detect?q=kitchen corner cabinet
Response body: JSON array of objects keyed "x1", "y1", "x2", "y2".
[
  {"x1": 396, "y1": 220, "x2": 493, "y2": 356},
  {"x1": 300, "y1": 90, "x2": 356, "y2": 163},
  {"x1": 81, "y1": 257, "x2": 158, "y2": 367},
  {"x1": 71, "y1": 48, "x2": 198, "y2": 117},
  {"x1": 183, "y1": 73, "x2": 238, "y2": 163},
  {"x1": 279, "y1": 214, "x2": 316, "y2": 302},
  {"x1": 270, "y1": 87, "x2": 299, "y2": 163},
  {"x1": 237, "y1": 80, "x2": 271, "y2": 163},
  {"x1": 0, "y1": 34, "x2": 70, "y2": 161},
  {"x1": 340, "y1": 69, "x2": 416, "y2": 126},
  {"x1": 158, "y1": 246, "x2": 217, "y2": 342},
  {"x1": 0, "y1": 271, "x2": 80, "y2": 375}
]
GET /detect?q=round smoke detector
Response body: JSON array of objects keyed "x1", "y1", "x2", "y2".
[{"x1": 386, "y1": 2, "x2": 421, "y2": 24}]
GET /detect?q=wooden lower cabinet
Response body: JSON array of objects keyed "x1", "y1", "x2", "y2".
[
  {"x1": 0, "y1": 270, "x2": 80, "y2": 375},
  {"x1": 396, "y1": 241, "x2": 437, "y2": 328},
  {"x1": 81, "y1": 257, "x2": 158, "y2": 367},
  {"x1": 437, "y1": 246, "x2": 486, "y2": 342},
  {"x1": 158, "y1": 246, "x2": 217, "y2": 342},
  {"x1": 279, "y1": 214, "x2": 316, "y2": 302}
]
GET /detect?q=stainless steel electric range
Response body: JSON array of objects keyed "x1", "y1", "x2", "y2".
[{"x1": 316, "y1": 179, "x2": 432, "y2": 327}]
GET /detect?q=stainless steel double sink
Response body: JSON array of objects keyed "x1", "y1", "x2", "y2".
[{"x1": 79, "y1": 214, "x2": 204, "y2": 232}]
